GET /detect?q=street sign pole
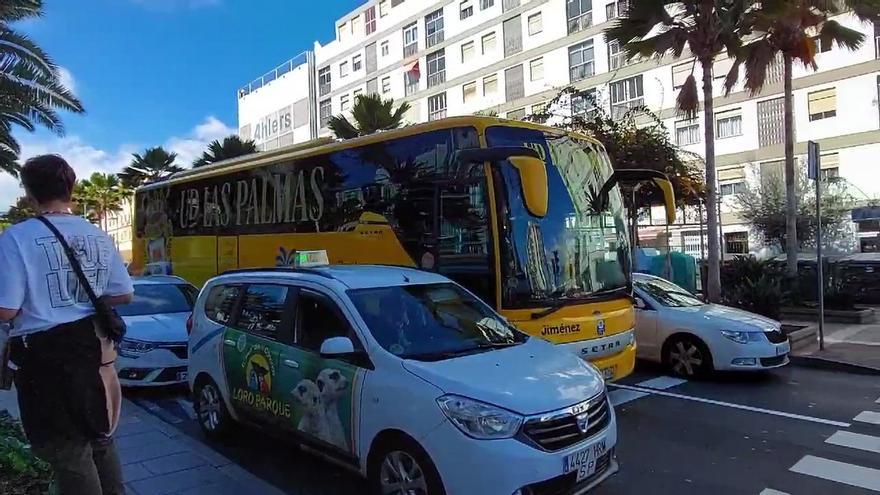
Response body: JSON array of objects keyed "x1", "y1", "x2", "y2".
[{"x1": 808, "y1": 141, "x2": 825, "y2": 351}]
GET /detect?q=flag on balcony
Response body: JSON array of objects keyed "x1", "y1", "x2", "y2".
[{"x1": 406, "y1": 60, "x2": 420, "y2": 79}]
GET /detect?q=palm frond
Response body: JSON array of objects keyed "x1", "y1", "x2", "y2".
[
  {"x1": 741, "y1": 38, "x2": 778, "y2": 95},
  {"x1": 328, "y1": 115, "x2": 360, "y2": 139},
  {"x1": 839, "y1": 0, "x2": 880, "y2": 21},
  {"x1": 0, "y1": 28, "x2": 55, "y2": 78},
  {"x1": 819, "y1": 19, "x2": 865, "y2": 52},
  {"x1": 675, "y1": 74, "x2": 699, "y2": 119},
  {"x1": 0, "y1": 1, "x2": 43, "y2": 22}
]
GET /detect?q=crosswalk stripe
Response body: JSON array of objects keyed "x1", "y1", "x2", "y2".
[
  {"x1": 635, "y1": 376, "x2": 688, "y2": 390},
  {"x1": 759, "y1": 489, "x2": 790, "y2": 495},
  {"x1": 610, "y1": 376, "x2": 687, "y2": 407},
  {"x1": 826, "y1": 431, "x2": 880, "y2": 455},
  {"x1": 609, "y1": 389, "x2": 648, "y2": 406},
  {"x1": 855, "y1": 411, "x2": 880, "y2": 425},
  {"x1": 790, "y1": 455, "x2": 880, "y2": 491}
]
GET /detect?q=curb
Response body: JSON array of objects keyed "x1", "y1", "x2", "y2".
[{"x1": 789, "y1": 354, "x2": 880, "y2": 376}]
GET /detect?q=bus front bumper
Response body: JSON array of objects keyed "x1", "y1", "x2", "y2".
[{"x1": 555, "y1": 332, "x2": 637, "y2": 381}]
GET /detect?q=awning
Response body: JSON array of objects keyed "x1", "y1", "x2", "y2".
[{"x1": 853, "y1": 206, "x2": 880, "y2": 222}]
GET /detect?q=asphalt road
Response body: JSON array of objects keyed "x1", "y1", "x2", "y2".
[{"x1": 125, "y1": 363, "x2": 880, "y2": 495}]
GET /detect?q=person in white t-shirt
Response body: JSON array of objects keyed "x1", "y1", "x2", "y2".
[{"x1": 0, "y1": 155, "x2": 133, "y2": 495}]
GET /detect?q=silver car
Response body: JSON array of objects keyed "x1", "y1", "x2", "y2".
[
  {"x1": 115, "y1": 276, "x2": 198, "y2": 387},
  {"x1": 633, "y1": 273, "x2": 790, "y2": 377}
]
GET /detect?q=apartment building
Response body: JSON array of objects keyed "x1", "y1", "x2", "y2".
[
  {"x1": 237, "y1": 0, "x2": 880, "y2": 256},
  {"x1": 104, "y1": 198, "x2": 134, "y2": 264}
]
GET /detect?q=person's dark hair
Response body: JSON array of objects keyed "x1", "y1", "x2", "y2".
[{"x1": 21, "y1": 154, "x2": 77, "y2": 205}]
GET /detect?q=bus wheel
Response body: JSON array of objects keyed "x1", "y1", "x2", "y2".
[{"x1": 664, "y1": 336, "x2": 712, "y2": 378}]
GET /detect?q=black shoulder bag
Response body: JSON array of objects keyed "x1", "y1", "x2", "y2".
[{"x1": 36, "y1": 216, "x2": 127, "y2": 345}]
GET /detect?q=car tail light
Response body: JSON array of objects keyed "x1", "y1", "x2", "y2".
[{"x1": 186, "y1": 313, "x2": 194, "y2": 335}]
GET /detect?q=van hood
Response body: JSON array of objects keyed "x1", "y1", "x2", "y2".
[
  {"x1": 121, "y1": 312, "x2": 189, "y2": 343},
  {"x1": 402, "y1": 339, "x2": 604, "y2": 415}
]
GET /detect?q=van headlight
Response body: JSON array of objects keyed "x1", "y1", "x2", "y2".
[{"x1": 436, "y1": 395, "x2": 524, "y2": 439}]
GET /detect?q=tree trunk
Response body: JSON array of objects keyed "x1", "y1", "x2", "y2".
[
  {"x1": 783, "y1": 54, "x2": 798, "y2": 277},
  {"x1": 629, "y1": 197, "x2": 639, "y2": 270},
  {"x1": 701, "y1": 57, "x2": 721, "y2": 302}
]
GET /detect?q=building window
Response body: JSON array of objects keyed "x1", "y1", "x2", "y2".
[
  {"x1": 403, "y1": 22, "x2": 418, "y2": 57},
  {"x1": 820, "y1": 152, "x2": 840, "y2": 180},
  {"x1": 719, "y1": 182, "x2": 745, "y2": 197},
  {"x1": 482, "y1": 32, "x2": 496, "y2": 54},
  {"x1": 483, "y1": 74, "x2": 498, "y2": 95},
  {"x1": 340, "y1": 61, "x2": 349, "y2": 78},
  {"x1": 507, "y1": 108, "x2": 526, "y2": 120},
  {"x1": 340, "y1": 94, "x2": 350, "y2": 112},
  {"x1": 381, "y1": 41, "x2": 390, "y2": 57},
  {"x1": 608, "y1": 40, "x2": 629, "y2": 70},
  {"x1": 338, "y1": 22, "x2": 347, "y2": 42},
  {"x1": 379, "y1": 0, "x2": 389, "y2": 17},
  {"x1": 426, "y1": 9, "x2": 445, "y2": 48},
  {"x1": 318, "y1": 66, "x2": 331, "y2": 96},
  {"x1": 530, "y1": 57, "x2": 543, "y2": 81},
  {"x1": 481, "y1": 0, "x2": 494, "y2": 9},
  {"x1": 352, "y1": 54, "x2": 363, "y2": 72},
  {"x1": 528, "y1": 12, "x2": 542, "y2": 35},
  {"x1": 568, "y1": 40, "x2": 595, "y2": 82},
  {"x1": 461, "y1": 41, "x2": 475, "y2": 63},
  {"x1": 724, "y1": 232, "x2": 749, "y2": 255},
  {"x1": 351, "y1": 16, "x2": 363, "y2": 37},
  {"x1": 353, "y1": 88, "x2": 362, "y2": 99},
  {"x1": 426, "y1": 49, "x2": 446, "y2": 88},
  {"x1": 461, "y1": 0, "x2": 474, "y2": 20},
  {"x1": 319, "y1": 99, "x2": 331, "y2": 127},
  {"x1": 382, "y1": 76, "x2": 391, "y2": 94},
  {"x1": 760, "y1": 160, "x2": 784, "y2": 182},
  {"x1": 672, "y1": 61, "x2": 691, "y2": 89},
  {"x1": 821, "y1": 167, "x2": 840, "y2": 180},
  {"x1": 531, "y1": 102, "x2": 547, "y2": 114},
  {"x1": 808, "y1": 88, "x2": 837, "y2": 121},
  {"x1": 716, "y1": 109, "x2": 743, "y2": 139},
  {"x1": 463, "y1": 81, "x2": 477, "y2": 103},
  {"x1": 405, "y1": 71, "x2": 419, "y2": 96},
  {"x1": 675, "y1": 119, "x2": 700, "y2": 146},
  {"x1": 428, "y1": 92, "x2": 447, "y2": 121},
  {"x1": 757, "y1": 97, "x2": 785, "y2": 147},
  {"x1": 813, "y1": 36, "x2": 832, "y2": 53},
  {"x1": 605, "y1": 0, "x2": 627, "y2": 20},
  {"x1": 610, "y1": 75, "x2": 644, "y2": 118},
  {"x1": 571, "y1": 89, "x2": 597, "y2": 117},
  {"x1": 714, "y1": 55, "x2": 734, "y2": 80},
  {"x1": 567, "y1": 0, "x2": 593, "y2": 35},
  {"x1": 365, "y1": 6, "x2": 377, "y2": 35}
]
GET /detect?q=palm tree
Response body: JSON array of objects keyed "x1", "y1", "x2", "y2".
[
  {"x1": 119, "y1": 146, "x2": 183, "y2": 188},
  {"x1": 0, "y1": 0, "x2": 85, "y2": 177},
  {"x1": 328, "y1": 93, "x2": 411, "y2": 139},
  {"x1": 193, "y1": 135, "x2": 258, "y2": 168},
  {"x1": 606, "y1": 0, "x2": 750, "y2": 302},
  {"x1": 725, "y1": 0, "x2": 880, "y2": 277},
  {"x1": 76, "y1": 173, "x2": 129, "y2": 232},
  {"x1": 1, "y1": 195, "x2": 35, "y2": 224}
]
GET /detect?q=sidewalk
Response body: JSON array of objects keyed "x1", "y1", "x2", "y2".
[
  {"x1": 788, "y1": 319, "x2": 880, "y2": 374},
  {"x1": 0, "y1": 387, "x2": 286, "y2": 495}
]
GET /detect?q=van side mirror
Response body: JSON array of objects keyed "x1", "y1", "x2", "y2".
[
  {"x1": 320, "y1": 337, "x2": 355, "y2": 357},
  {"x1": 455, "y1": 147, "x2": 549, "y2": 217},
  {"x1": 634, "y1": 297, "x2": 647, "y2": 310}
]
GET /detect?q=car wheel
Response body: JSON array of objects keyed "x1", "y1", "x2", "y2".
[
  {"x1": 194, "y1": 377, "x2": 233, "y2": 440},
  {"x1": 370, "y1": 436, "x2": 445, "y2": 495},
  {"x1": 664, "y1": 336, "x2": 713, "y2": 378}
]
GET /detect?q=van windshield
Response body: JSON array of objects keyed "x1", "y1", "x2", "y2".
[{"x1": 348, "y1": 283, "x2": 527, "y2": 361}]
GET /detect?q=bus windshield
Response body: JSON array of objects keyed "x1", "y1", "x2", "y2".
[{"x1": 486, "y1": 126, "x2": 630, "y2": 309}]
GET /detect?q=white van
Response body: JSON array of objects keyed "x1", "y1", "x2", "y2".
[{"x1": 187, "y1": 256, "x2": 617, "y2": 494}]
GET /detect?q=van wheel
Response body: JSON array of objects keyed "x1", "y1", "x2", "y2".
[
  {"x1": 194, "y1": 377, "x2": 233, "y2": 440},
  {"x1": 664, "y1": 336, "x2": 713, "y2": 378},
  {"x1": 370, "y1": 436, "x2": 445, "y2": 495}
]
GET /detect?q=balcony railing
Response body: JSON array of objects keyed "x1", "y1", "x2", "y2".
[
  {"x1": 427, "y1": 70, "x2": 446, "y2": 88},
  {"x1": 404, "y1": 42, "x2": 418, "y2": 58},
  {"x1": 875, "y1": 35, "x2": 880, "y2": 59},
  {"x1": 567, "y1": 12, "x2": 592, "y2": 35},
  {"x1": 239, "y1": 52, "x2": 309, "y2": 98},
  {"x1": 427, "y1": 30, "x2": 445, "y2": 48}
]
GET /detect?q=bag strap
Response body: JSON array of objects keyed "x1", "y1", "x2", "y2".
[{"x1": 35, "y1": 216, "x2": 102, "y2": 310}]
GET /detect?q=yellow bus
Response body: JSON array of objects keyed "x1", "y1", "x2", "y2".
[{"x1": 132, "y1": 117, "x2": 674, "y2": 380}]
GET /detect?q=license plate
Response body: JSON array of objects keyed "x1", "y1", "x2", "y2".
[
  {"x1": 776, "y1": 341, "x2": 790, "y2": 356},
  {"x1": 563, "y1": 438, "x2": 608, "y2": 482},
  {"x1": 176, "y1": 371, "x2": 188, "y2": 381},
  {"x1": 601, "y1": 366, "x2": 616, "y2": 381}
]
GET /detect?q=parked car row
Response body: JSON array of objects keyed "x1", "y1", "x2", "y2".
[{"x1": 118, "y1": 255, "x2": 789, "y2": 494}]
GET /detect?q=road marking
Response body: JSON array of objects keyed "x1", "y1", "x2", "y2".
[
  {"x1": 854, "y1": 411, "x2": 880, "y2": 425},
  {"x1": 609, "y1": 376, "x2": 687, "y2": 406},
  {"x1": 759, "y1": 489, "x2": 790, "y2": 495},
  {"x1": 608, "y1": 383, "x2": 850, "y2": 427},
  {"x1": 790, "y1": 455, "x2": 880, "y2": 491},
  {"x1": 826, "y1": 431, "x2": 880, "y2": 455}
]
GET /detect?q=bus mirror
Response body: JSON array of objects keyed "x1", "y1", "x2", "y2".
[
  {"x1": 509, "y1": 156, "x2": 548, "y2": 218},
  {"x1": 653, "y1": 177, "x2": 676, "y2": 224},
  {"x1": 597, "y1": 169, "x2": 676, "y2": 224}
]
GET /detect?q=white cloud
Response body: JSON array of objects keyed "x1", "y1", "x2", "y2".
[
  {"x1": 58, "y1": 67, "x2": 76, "y2": 94},
  {"x1": 1, "y1": 116, "x2": 235, "y2": 212}
]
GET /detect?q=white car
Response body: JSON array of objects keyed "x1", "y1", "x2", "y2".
[
  {"x1": 115, "y1": 276, "x2": 198, "y2": 387},
  {"x1": 188, "y1": 255, "x2": 617, "y2": 495},
  {"x1": 633, "y1": 273, "x2": 790, "y2": 377}
]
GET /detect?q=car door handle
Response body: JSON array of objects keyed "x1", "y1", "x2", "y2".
[
  {"x1": 283, "y1": 359, "x2": 299, "y2": 369},
  {"x1": 223, "y1": 339, "x2": 236, "y2": 347}
]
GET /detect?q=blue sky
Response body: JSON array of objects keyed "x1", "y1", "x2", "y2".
[{"x1": 1, "y1": 0, "x2": 361, "y2": 208}]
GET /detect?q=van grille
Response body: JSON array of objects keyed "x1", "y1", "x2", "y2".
[{"x1": 522, "y1": 393, "x2": 610, "y2": 452}]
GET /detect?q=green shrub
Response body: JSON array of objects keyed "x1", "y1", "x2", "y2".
[
  {"x1": 720, "y1": 256, "x2": 788, "y2": 320},
  {"x1": 0, "y1": 411, "x2": 53, "y2": 495}
]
